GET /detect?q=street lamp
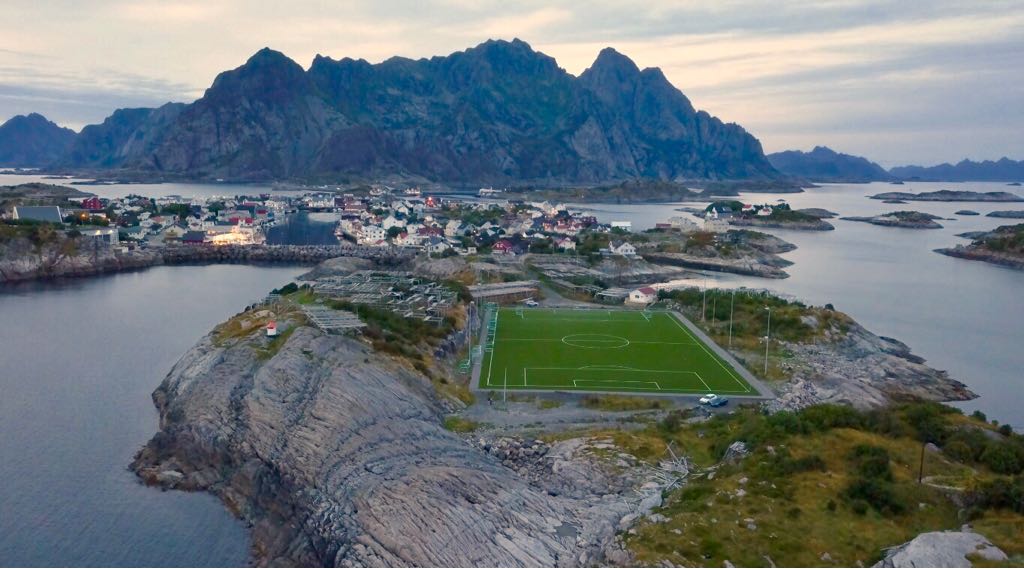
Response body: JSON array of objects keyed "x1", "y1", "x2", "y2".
[{"x1": 764, "y1": 306, "x2": 772, "y2": 375}]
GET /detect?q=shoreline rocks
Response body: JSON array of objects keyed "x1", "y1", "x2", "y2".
[{"x1": 0, "y1": 243, "x2": 413, "y2": 284}]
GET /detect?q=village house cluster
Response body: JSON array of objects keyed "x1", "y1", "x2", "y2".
[
  {"x1": 331, "y1": 191, "x2": 604, "y2": 256},
  {"x1": 5, "y1": 193, "x2": 293, "y2": 249}
]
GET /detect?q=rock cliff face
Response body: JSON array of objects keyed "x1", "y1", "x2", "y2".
[
  {"x1": 131, "y1": 322, "x2": 644, "y2": 567},
  {"x1": 0, "y1": 113, "x2": 76, "y2": 167},
  {"x1": 4, "y1": 39, "x2": 780, "y2": 184}
]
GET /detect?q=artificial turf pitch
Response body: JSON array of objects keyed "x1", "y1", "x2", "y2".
[{"x1": 478, "y1": 307, "x2": 754, "y2": 395}]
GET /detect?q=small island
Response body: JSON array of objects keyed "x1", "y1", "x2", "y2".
[
  {"x1": 841, "y1": 211, "x2": 945, "y2": 229},
  {"x1": 936, "y1": 223, "x2": 1024, "y2": 270},
  {"x1": 705, "y1": 200, "x2": 835, "y2": 231},
  {"x1": 986, "y1": 210, "x2": 1024, "y2": 219},
  {"x1": 955, "y1": 210, "x2": 980, "y2": 215},
  {"x1": 870, "y1": 189, "x2": 1024, "y2": 202}
]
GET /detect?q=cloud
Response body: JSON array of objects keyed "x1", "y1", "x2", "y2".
[{"x1": 0, "y1": 0, "x2": 1020, "y2": 165}]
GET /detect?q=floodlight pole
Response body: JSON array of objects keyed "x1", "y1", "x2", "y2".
[
  {"x1": 728, "y1": 289, "x2": 735, "y2": 349},
  {"x1": 712, "y1": 295, "x2": 717, "y2": 326},
  {"x1": 764, "y1": 306, "x2": 772, "y2": 375}
]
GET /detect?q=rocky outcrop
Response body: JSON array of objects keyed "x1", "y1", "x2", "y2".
[
  {"x1": 873, "y1": 530, "x2": 1007, "y2": 567},
  {"x1": 768, "y1": 146, "x2": 891, "y2": 182},
  {"x1": 131, "y1": 322, "x2": 649, "y2": 566},
  {"x1": 0, "y1": 113, "x2": 76, "y2": 167},
  {"x1": 24, "y1": 40, "x2": 781, "y2": 185},
  {"x1": 643, "y1": 252, "x2": 789, "y2": 278},
  {"x1": 0, "y1": 241, "x2": 412, "y2": 284},
  {"x1": 766, "y1": 320, "x2": 975, "y2": 412},
  {"x1": 986, "y1": 210, "x2": 1024, "y2": 218},
  {"x1": 936, "y1": 223, "x2": 1024, "y2": 271},
  {"x1": 842, "y1": 211, "x2": 944, "y2": 229},
  {"x1": 870, "y1": 190, "x2": 1024, "y2": 202}
]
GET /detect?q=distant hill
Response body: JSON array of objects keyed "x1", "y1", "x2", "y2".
[
  {"x1": 0, "y1": 39, "x2": 783, "y2": 185},
  {"x1": 0, "y1": 113, "x2": 76, "y2": 167},
  {"x1": 890, "y1": 158, "x2": 1024, "y2": 182},
  {"x1": 767, "y1": 146, "x2": 891, "y2": 182}
]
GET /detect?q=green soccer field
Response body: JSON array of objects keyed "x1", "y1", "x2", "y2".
[{"x1": 477, "y1": 307, "x2": 755, "y2": 395}]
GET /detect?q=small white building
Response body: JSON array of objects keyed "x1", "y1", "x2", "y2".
[
  {"x1": 360, "y1": 225, "x2": 386, "y2": 244},
  {"x1": 703, "y1": 213, "x2": 729, "y2": 233},
  {"x1": 628, "y1": 286, "x2": 658, "y2": 304},
  {"x1": 757, "y1": 206, "x2": 774, "y2": 217},
  {"x1": 609, "y1": 240, "x2": 637, "y2": 256},
  {"x1": 556, "y1": 237, "x2": 576, "y2": 251}
]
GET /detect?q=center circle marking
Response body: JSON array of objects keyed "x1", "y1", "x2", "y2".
[{"x1": 561, "y1": 334, "x2": 630, "y2": 349}]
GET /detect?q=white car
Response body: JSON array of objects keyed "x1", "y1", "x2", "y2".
[
  {"x1": 699, "y1": 394, "x2": 718, "y2": 405},
  {"x1": 524, "y1": 299, "x2": 539, "y2": 307}
]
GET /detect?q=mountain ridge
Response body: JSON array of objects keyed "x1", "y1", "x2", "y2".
[
  {"x1": 767, "y1": 146, "x2": 891, "y2": 182},
  {"x1": 0, "y1": 39, "x2": 781, "y2": 185}
]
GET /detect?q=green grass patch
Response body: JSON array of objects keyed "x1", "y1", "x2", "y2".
[{"x1": 443, "y1": 416, "x2": 480, "y2": 433}]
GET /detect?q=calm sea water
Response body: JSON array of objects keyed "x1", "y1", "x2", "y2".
[
  {"x1": 0, "y1": 265, "x2": 302, "y2": 566},
  {"x1": 579, "y1": 182, "x2": 1024, "y2": 426}
]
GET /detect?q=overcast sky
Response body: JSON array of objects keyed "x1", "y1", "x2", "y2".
[{"x1": 1, "y1": 0, "x2": 1021, "y2": 166}]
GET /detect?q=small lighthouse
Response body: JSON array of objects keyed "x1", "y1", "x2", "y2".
[{"x1": 266, "y1": 321, "x2": 278, "y2": 337}]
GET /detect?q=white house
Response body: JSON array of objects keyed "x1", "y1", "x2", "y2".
[
  {"x1": 556, "y1": 237, "x2": 576, "y2": 251},
  {"x1": 382, "y1": 215, "x2": 405, "y2": 230},
  {"x1": 426, "y1": 237, "x2": 451, "y2": 254},
  {"x1": 757, "y1": 206, "x2": 774, "y2": 217},
  {"x1": 609, "y1": 240, "x2": 637, "y2": 256},
  {"x1": 628, "y1": 286, "x2": 658, "y2": 304},
  {"x1": 444, "y1": 219, "x2": 464, "y2": 237},
  {"x1": 360, "y1": 225, "x2": 386, "y2": 244},
  {"x1": 703, "y1": 213, "x2": 729, "y2": 233}
]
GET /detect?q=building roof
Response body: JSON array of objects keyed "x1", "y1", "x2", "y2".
[{"x1": 14, "y1": 206, "x2": 63, "y2": 223}]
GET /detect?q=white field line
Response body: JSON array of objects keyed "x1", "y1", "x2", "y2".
[{"x1": 666, "y1": 313, "x2": 751, "y2": 393}]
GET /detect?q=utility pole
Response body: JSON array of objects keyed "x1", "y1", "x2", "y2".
[
  {"x1": 764, "y1": 306, "x2": 772, "y2": 376},
  {"x1": 728, "y1": 289, "x2": 735, "y2": 349},
  {"x1": 712, "y1": 294, "x2": 717, "y2": 326}
]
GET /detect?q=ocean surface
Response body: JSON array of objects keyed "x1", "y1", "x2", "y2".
[
  {"x1": 0, "y1": 265, "x2": 303, "y2": 566},
  {"x1": 575, "y1": 181, "x2": 1024, "y2": 426}
]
